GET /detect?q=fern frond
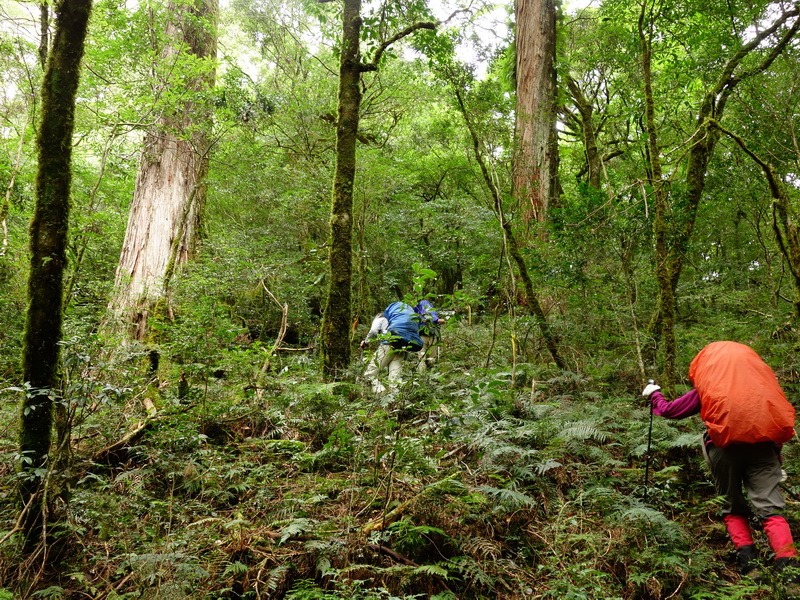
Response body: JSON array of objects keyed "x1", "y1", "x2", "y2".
[
  {"x1": 461, "y1": 536, "x2": 502, "y2": 561},
  {"x1": 476, "y1": 485, "x2": 537, "y2": 508},
  {"x1": 534, "y1": 458, "x2": 562, "y2": 475},
  {"x1": 413, "y1": 563, "x2": 451, "y2": 578},
  {"x1": 265, "y1": 564, "x2": 290, "y2": 592},
  {"x1": 445, "y1": 555, "x2": 496, "y2": 587},
  {"x1": 558, "y1": 421, "x2": 608, "y2": 443},
  {"x1": 278, "y1": 517, "x2": 316, "y2": 544}
]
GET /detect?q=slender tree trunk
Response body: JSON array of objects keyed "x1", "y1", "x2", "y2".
[
  {"x1": 109, "y1": 0, "x2": 217, "y2": 340},
  {"x1": 21, "y1": 0, "x2": 92, "y2": 550},
  {"x1": 638, "y1": 2, "x2": 676, "y2": 388},
  {"x1": 513, "y1": 0, "x2": 558, "y2": 223},
  {"x1": 321, "y1": 0, "x2": 361, "y2": 380},
  {"x1": 319, "y1": 7, "x2": 434, "y2": 379},
  {"x1": 715, "y1": 124, "x2": 800, "y2": 318},
  {"x1": 38, "y1": 1, "x2": 49, "y2": 69},
  {"x1": 455, "y1": 87, "x2": 565, "y2": 370}
]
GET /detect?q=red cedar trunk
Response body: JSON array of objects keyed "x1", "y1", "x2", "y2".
[
  {"x1": 110, "y1": 0, "x2": 217, "y2": 339},
  {"x1": 513, "y1": 0, "x2": 558, "y2": 223}
]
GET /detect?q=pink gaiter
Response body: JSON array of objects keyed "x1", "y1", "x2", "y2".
[
  {"x1": 763, "y1": 515, "x2": 798, "y2": 559},
  {"x1": 724, "y1": 514, "x2": 754, "y2": 548}
]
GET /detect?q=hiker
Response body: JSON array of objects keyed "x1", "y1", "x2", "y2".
[
  {"x1": 642, "y1": 341, "x2": 798, "y2": 580},
  {"x1": 414, "y1": 299, "x2": 445, "y2": 371},
  {"x1": 360, "y1": 301, "x2": 424, "y2": 394}
]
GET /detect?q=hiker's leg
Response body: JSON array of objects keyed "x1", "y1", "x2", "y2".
[
  {"x1": 365, "y1": 345, "x2": 392, "y2": 394},
  {"x1": 744, "y1": 443, "x2": 797, "y2": 560}
]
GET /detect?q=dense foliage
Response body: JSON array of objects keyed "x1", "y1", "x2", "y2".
[{"x1": 2, "y1": 0, "x2": 800, "y2": 596}]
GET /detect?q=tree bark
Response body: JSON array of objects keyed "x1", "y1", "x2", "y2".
[
  {"x1": 319, "y1": 4, "x2": 435, "y2": 380},
  {"x1": 513, "y1": 0, "x2": 558, "y2": 223},
  {"x1": 21, "y1": 0, "x2": 92, "y2": 550},
  {"x1": 109, "y1": 0, "x2": 218, "y2": 340},
  {"x1": 321, "y1": 0, "x2": 361, "y2": 380},
  {"x1": 639, "y1": 2, "x2": 676, "y2": 389}
]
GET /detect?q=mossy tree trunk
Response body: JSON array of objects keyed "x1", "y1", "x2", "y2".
[
  {"x1": 109, "y1": 0, "x2": 218, "y2": 341},
  {"x1": 21, "y1": 0, "x2": 92, "y2": 550},
  {"x1": 321, "y1": 0, "x2": 361, "y2": 380},
  {"x1": 638, "y1": 3, "x2": 676, "y2": 389},
  {"x1": 320, "y1": 1, "x2": 435, "y2": 380}
]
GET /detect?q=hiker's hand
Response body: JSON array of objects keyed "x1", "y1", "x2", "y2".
[
  {"x1": 359, "y1": 339, "x2": 367, "y2": 349},
  {"x1": 642, "y1": 383, "x2": 661, "y2": 398}
]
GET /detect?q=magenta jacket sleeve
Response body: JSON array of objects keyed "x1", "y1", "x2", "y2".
[{"x1": 650, "y1": 388, "x2": 701, "y2": 419}]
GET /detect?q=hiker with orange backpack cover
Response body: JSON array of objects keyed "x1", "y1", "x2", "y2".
[{"x1": 642, "y1": 341, "x2": 798, "y2": 580}]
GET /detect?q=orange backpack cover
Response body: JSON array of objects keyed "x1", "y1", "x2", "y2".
[{"x1": 688, "y1": 341, "x2": 796, "y2": 447}]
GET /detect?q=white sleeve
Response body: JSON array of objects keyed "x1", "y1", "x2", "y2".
[{"x1": 365, "y1": 315, "x2": 389, "y2": 341}]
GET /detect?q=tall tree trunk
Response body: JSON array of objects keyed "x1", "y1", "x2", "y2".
[
  {"x1": 109, "y1": 0, "x2": 217, "y2": 340},
  {"x1": 319, "y1": 3, "x2": 435, "y2": 380},
  {"x1": 21, "y1": 0, "x2": 91, "y2": 550},
  {"x1": 321, "y1": 0, "x2": 361, "y2": 380},
  {"x1": 513, "y1": 0, "x2": 558, "y2": 223},
  {"x1": 638, "y1": 2, "x2": 676, "y2": 389}
]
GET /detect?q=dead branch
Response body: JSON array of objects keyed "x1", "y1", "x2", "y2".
[{"x1": 256, "y1": 281, "x2": 289, "y2": 393}]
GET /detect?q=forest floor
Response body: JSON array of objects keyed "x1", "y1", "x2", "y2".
[{"x1": 2, "y1": 320, "x2": 800, "y2": 598}]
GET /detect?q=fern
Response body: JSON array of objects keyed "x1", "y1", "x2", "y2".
[
  {"x1": 557, "y1": 421, "x2": 609, "y2": 443},
  {"x1": 476, "y1": 485, "x2": 537, "y2": 508},
  {"x1": 614, "y1": 503, "x2": 685, "y2": 544},
  {"x1": 445, "y1": 555, "x2": 496, "y2": 588},
  {"x1": 265, "y1": 564, "x2": 291, "y2": 592},
  {"x1": 461, "y1": 536, "x2": 502, "y2": 561},
  {"x1": 666, "y1": 432, "x2": 703, "y2": 449},
  {"x1": 534, "y1": 458, "x2": 563, "y2": 475},
  {"x1": 222, "y1": 560, "x2": 248, "y2": 577},
  {"x1": 278, "y1": 517, "x2": 317, "y2": 544},
  {"x1": 412, "y1": 563, "x2": 451, "y2": 578}
]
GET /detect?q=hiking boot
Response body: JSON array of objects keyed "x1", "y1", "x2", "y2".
[{"x1": 736, "y1": 545, "x2": 760, "y2": 577}]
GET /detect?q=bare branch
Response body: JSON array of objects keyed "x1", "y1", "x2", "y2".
[{"x1": 362, "y1": 21, "x2": 437, "y2": 71}]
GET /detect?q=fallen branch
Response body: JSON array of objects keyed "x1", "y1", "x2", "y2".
[
  {"x1": 256, "y1": 281, "x2": 289, "y2": 396},
  {"x1": 361, "y1": 476, "x2": 462, "y2": 534},
  {"x1": 368, "y1": 543, "x2": 418, "y2": 566},
  {"x1": 91, "y1": 420, "x2": 150, "y2": 465}
]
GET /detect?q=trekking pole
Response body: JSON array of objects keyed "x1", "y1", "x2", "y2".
[{"x1": 643, "y1": 379, "x2": 655, "y2": 502}]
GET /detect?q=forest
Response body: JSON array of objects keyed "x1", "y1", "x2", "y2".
[{"x1": 2, "y1": 0, "x2": 800, "y2": 597}]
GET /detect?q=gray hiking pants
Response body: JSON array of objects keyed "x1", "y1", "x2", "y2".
[{"x1": 705, "y1": 441, "x2": 786, "y2": 518}]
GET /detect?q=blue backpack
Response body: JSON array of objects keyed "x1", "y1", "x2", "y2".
[{"x1": 384, "y1": 302, "x2": 424, "y2": 352}]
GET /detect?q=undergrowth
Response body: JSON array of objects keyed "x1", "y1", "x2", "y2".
[{"x1": 0, "y1": 318, "x2": 798, "y2": 599}]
